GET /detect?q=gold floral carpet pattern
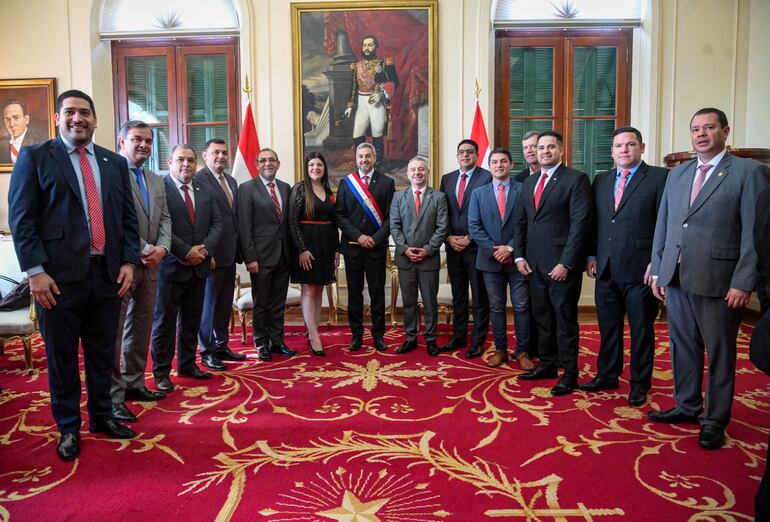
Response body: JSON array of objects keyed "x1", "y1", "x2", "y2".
[{"x1": 0, "y1": 323, "x2": 767, "y2": 521}]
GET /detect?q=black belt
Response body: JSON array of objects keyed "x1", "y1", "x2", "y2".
[{"x1": 89, "y1": 255, "x2": 105, "y2": 264}]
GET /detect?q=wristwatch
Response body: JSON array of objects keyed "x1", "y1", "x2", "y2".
[{"x1": 506, "y1": 246, "x2": 513, "y2": 253}]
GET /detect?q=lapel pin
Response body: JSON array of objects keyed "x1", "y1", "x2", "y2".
[
  {"x1": 717, "y1": 171, "x2": 724, "y2": 177},
  {"x1": 102, "y1": 157, "x2": 108, "y2": 162}
]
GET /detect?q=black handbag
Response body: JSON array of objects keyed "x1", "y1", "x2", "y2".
[{"x1": 0, "y1": 275, "x2": 31, "y2": 311}]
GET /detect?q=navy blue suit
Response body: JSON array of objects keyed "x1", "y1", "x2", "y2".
[{"x1": 8, "y1": 137, "x2": 140, "y2": 434}]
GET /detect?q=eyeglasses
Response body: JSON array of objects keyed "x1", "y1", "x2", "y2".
[
  {"x1": 258, "y1": 157, "x2": 278, "y2": 164},
  {"x1": 457, "y1": 149, "x2": 476, "y2": 155}
]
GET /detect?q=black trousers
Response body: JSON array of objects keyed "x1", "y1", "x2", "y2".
[
  {"x1": 529, "y1": 268, "x2": 582, "y2": 376},
  {"x1": 38, "y1": 261, "x2": 121, "y2": 434},
  {"x1": 757, "y1": 428, "x2": 770, "y2": 521},
  {"x1": 594, "y1": 275, "x2": 658, "y2": 390},
  {"x1": 199, "y1": 263, "x2": 236, "y2": 355},
  {"x1": 250, "y1": 262, "x2": 290, "y2": 348},
  {"x1": 344, "y1": 252, "x2": 387, "y2": 341},
  {"x1": 445, "y1": 247, "x2": 489, "y2": 346}
]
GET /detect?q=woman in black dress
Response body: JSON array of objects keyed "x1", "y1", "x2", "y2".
[{"x1": 289, "y1": 152, "x2": 339, "y2": 355}]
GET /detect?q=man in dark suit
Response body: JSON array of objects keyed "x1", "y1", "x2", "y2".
[
  {"x1": 151, "y1": 145, "x2": 222, "y2": 391},
  {"x1": 514, "y1": 130, "x2": 592, "y2": 395},
  {"x1": 195, "y1": 139, "x2": 245, "y2": 371},
  {"x1": 110, "y1": 120, "x2": 171, "y2": 423},
  {"x1": 8, "y1": 90, "x2": 140, "y2": 460},
  {"x1": 1, "y1": 99, "x2": 46, "y2": 163},
  {"x1": 391, "y1": 157, "x2": 448, "y2": 355},
  {"x1": 438, "y1": 139, "x2": 491, "y2": 358},
  {"x1": 649, "y1": 108, "x2": 768, "y2": 449},
  {"x1": 236, "y1": 148, "x2": 297, "y2": 361},
  {"x1": 468, "y1": 147, "x2": 533, "y2": 370},
  {"x1": 582, "y1": 127, "x2": 668, "y2": 406},
  {"x1": 335, "y1": 142, "x2": 395, "y2": 352}
]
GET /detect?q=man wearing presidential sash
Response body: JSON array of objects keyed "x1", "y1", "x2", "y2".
[{"x1": 335, "y1": 142, "x2": 395, "y2": 352}]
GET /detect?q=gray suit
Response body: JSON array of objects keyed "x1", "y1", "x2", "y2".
[
  {"x1": 651, "y1": 152, "x2": 768, "y2": 426},
  {"x1": 390, "y1": 186, "x2": 448, "y2": 342},
  {"x1": 111, "y1": 166, "x2": 171, "y2": 402}
]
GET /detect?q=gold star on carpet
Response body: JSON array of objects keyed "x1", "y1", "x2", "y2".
[{"x1": 316, "y1": 490, "x2": 390, "y2": 522}]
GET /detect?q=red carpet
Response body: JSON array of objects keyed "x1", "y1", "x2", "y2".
[{"x1": 0, "y1": 323, "x2": 768, "y2": 521}]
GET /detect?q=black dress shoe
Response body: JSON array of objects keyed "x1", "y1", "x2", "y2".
[
  {"x1": 272, "y1": 344, "x2": 297, "y2": 357},
  {"x1": 111, "y1": 402, "x2": 137, "y2": 422},
  {"x1": 578, "y1": 376, "x2": 620, "y2": 392},
  {"x1": 396, "y1": 340, "x2": 418, "y2": 354},
  {"x1": 56, "y1": 432, "x2": 80, "y2": 461},
  {"x1": 427, "y1": 340, "x2": 440, "y2": 356},
  {"x1": 89, "y1": 419, "x2": 136, "y2": 439},
  {"x1": 349, "y1": 338, "x2": 363, "y2": 352},
  {"x1": 647, "y1": 407, "x2": 701, "y2": 424},
  {"x1": 551, "y1": 374, "x2": 578, "y2": 396},
  {"x1": 465, "y1": 345, "x2": 484, "y2": 359},
  {"x1": 699, "y1": 425, "x2": 726, "y2": 449},
  {"x1": 519, "y1": 365, "x2": 558, "y2": 380},
  {"x1": 373, "y1": 338, "x2": 388, "y2": 352},
  {"x1": 178, "y1": 366, "x2": 213, "y2": 379},
  {"x1": 201, "y1": 353, "x2": 227, "y2": 371},
  {"x1": 216, "y1": 347, "x2": 247, "y2": 361},
  {"x1": 439, "y1": 338, "x2": 466, "y2": 352},
  {"x1": 258, "y1": 345, "x2": 272, "y2": 361},
  {"x1": 156, "y1": 378, "x2": 174, "y2": 393},
  {"x1": 628, "y1": 388, "x2": 648, "y2": 406},
  {"x1": 125, "y1": 387, "x2": 166, "y2": 402}
]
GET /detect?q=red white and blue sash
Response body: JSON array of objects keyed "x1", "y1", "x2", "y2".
[{"x1": 345, "y1": 172, "x2": 384, "y2": 230}]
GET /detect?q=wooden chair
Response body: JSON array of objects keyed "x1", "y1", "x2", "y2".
[{"x1": 0, "y1": 236, "x2": 36, "y2": 374}]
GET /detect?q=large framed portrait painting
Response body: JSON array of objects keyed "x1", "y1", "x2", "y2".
[
  {"x1": 291, "y1": 1, "x2": 438, "y2": 187},
  {"x1": 0, "y1": 78, "x2": 56, "y2": 173}
]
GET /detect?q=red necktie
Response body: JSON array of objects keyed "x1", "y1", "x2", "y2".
[
  {"x1": 415, "y1": 190, "x2": 422, "y2": 215},
  {"x1": 361, "y1": 175, "x2": 369, "y2": 187},
  {"x1": 181, "y1": 184, "x2": 195, "y2": 224},
  {"x1": 497, "y1": 184, "x2": 506, "y2": 220},
  {"x1": 268, "y1": 181, "x2": 282, "y2": 218},
  {"x1": 77, "y1": 147, "x2": 106, "y2": 253},
  {"x1": 615, "y1": 170, "x2": 630, "y2": 211},
  {"x1": 690, "y1": 164, "x2": 711, "y2": 207},
  {"x1": 534, "y1": 172, "x2": 549, "y2": 210},
  {"x1": 457, "y1": 172, "x2": 468, "y2": 208}
]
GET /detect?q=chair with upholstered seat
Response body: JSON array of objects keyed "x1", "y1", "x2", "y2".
[{"x1": 0, "y1": 236, "x2": 36, "y2": 374}]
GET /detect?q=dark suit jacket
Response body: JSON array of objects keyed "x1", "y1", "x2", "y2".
[
  {"x1": 513, "y1": 167, "x2": 534, "y2": 184},
  {"x1": 194, "y1": 166, "x2": 240, "y2": 267},
  {"x1": 237, "y1": 176, "x2": 292, "y2": 268},
  {"x1": 0, "y1": 128, "x2": 47, "y2": 163},
  {"x1": 468, "y1": 180, "x2": 523, "y2": 273},
  {"x1": 334, "y1": 170, "x2": 395, "y2": 259},
  {"x1": 439, "y1": 166, "x2": 492, "y2": 243},
  {"x1": 751, "y1": 186, "x2": 770, "y2": 376},
  {"x1": 8, "y1": 137, "x2": 140, "y2": 282},
  {"x1": 513, "y1": 164, "x2": 592, "y2": 272},
  {"x1": 590, "y1": 162, "x2": 668, "y2": 283},
  {"x1": 160, "y1": 175, "x2": 222, "y2": 282}
]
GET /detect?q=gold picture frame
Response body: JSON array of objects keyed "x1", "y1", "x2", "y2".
[
  {"x1": 0, "y1": 78, "x2": 56, "y2": 173},
  {"x1": 291, "y1": 0, "x2": 438, "y2": 188}
]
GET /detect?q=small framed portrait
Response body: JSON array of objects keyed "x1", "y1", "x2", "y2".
[
  {"x1": 291, "y1": 0, "x2": 438, "y2": 188},
  {"x1": 0, "y1": 78, "x2": 57, "y2": 173}
]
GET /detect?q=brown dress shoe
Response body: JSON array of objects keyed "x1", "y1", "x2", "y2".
[
  {"x1": 515, "y1": 352, "x2": 535, "y2": 371},
  {"x1": 487, "y1": 350, "x2": 509, "y2": 368}
]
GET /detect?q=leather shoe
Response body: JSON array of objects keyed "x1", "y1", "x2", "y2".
[
  {"x1": 373, "y1": 338, "x2": 388, "y2": 352},
  {"x1": 628, "y1": 388, "x2": 647, "y2": 406},
  {"x1": 349, "y1": 338, "x2": 363, "y2": 352},
  {"x1": 257, "y1": 345, "x2": 272, "y2": 361},
  {"x1": 578, "y1": 376, "x2": 620, "y2": 392},
  {"x1": 216, "y1": 347, "x2": 246, "y2": 361},
  {"x1": 156, "y1": 378, "x2": 174, "y2": 392},
  {"x1": 427, "y1": 340, "x2": 440, "y2": 356},
  {"x1": 89, "y1": 419, "x2": 136, "y2": 439},
  {"x1": 699, "y1": 425, "x2": 725, "y2": 449},
  {"x1": 439, "y1": 338, "x2": 466, "y2": 352},
  {"x1": 647, "y1": 407, "x2": 701, "y2": 424},
  {"x1": 111, "y1": 402, "x2": 137, "y2": 422},
  {"x1": 178, "y1": 366, "x2": 213, "y2": 379},
  {"x1": 201, "y1": 353, "x2": 227, "y2": 371},
  {"x1": 519, "y1": 365, "x2": 558, "y2": 380},
  {"x1": 465, "y1": 345, "x2": 484, "y2": 359},
  {"x1": 125, "y1": 387, "x2": 166, "y2": 402},
  {"x1": 551, "y1": 374, "x2": 578, "y2": 396},
  {"x1": 515, "y1": 352, "x2": 535, "y2": 371},
  {"x1": 396, "y1": 340, "x2": 418, "y2": 354},
  {"x1": 272, "y1": 344, "x2": 297, "y2": 357},
  {"x1": 56, "y1": 432, "x2": 80, "y2": 461},
  {"x1": 487, "y1": 350, "x2": 509, "y2": 368}
]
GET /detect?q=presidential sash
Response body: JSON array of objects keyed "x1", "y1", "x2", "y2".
[{"x1": 345, "y1": 172, "x2": 384, "y2": 230}]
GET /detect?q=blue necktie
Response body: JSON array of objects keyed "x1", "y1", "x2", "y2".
[{"x1": 133, "y1": 167, "x2": 150, "y2": 213}]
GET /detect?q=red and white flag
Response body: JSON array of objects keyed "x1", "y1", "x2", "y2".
[
  {"x1": 469, "y1": 100, "x2": 490, "y2": 169},
  {"x1": 231, "y1": 103, "x2": 261, "y2": 185}
]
